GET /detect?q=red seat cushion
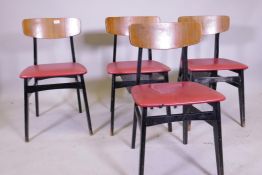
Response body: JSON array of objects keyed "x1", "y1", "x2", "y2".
[
  {"x1": 20, "y1": 63, "x2": 87, "y2": 79},
  {"x1": 188, "y1": 58, "x2": 248, "y2": 72},
  {"x1": 131, "y1": 82, "x2": 225, "y2": 107},
  {"x1": 107, "y1": 60, "x2": 171, "y2": 74}
]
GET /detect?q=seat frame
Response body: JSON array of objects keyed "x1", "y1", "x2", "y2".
[
  {"x1": 22, "y1": 19, "x2": 93, "y2": 142},
  {"x1": 129, "y1": 23, "x2": 224, "y2": 175}
]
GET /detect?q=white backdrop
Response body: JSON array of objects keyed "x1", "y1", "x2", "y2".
[{"x1": 0, "y1": 0, "x2": 261, "y2": 100}]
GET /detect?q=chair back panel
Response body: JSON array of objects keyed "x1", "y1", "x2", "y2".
[
  {"x1": 129, "y1": 22, "x2": 201, "y2": 50},
  {"x1": 178, "y1": 16, "x2": 230, "y2": 35},
  {"x1": 105, "y1": 16, "x2": 160, "y2": 36},
  {"x1": 22, "y1": 18, "x2": 80, "y2": 39}
]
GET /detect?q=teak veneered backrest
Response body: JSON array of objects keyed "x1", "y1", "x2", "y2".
[
  {"x1": 178, "y1": 16, "x2": 230, "y2": 35},
  {"x1": 105, "y1": 16, "x2": 160, "y2": 36},
  {"x1": 22, "y1": 18, "x2": 81, "y2": 39},
  {"x1": 129, "y1": 22, "x2": 201, "y2": 50}
]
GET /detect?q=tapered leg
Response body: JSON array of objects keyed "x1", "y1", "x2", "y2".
[
  {"x1": 211, "y1": 71, "x2": 218, "y2": 90},
  {"x1": 139, "y1": 108, "x2": 147, "y2": 175},
  {"x1": 110, "y1": 75, "x2": 116, "y2": 135},
  {"x1": 166, "y1": 106, "x2": 172, "y2": 132},
  {"x1": 75, "y1": 76, "x2": 82, "y2": 113},
  {"x1": 24, "y1": 79, "x2": 29, "y2": 142},
  {"x1": 183, "y1": 105, "x2": 189, "y2": 144},
  {"x1": 80, "y1": 75, "x2": 93, "y2": 135},
  {"x1": 131, "y1": 104, "x2": 138, "y2": 149},
  {"x1": 238, "y1": 70, "x2": 245, "y2": 127},
  {"x1": 164, "y1": 73, "x2": 172, "y2": 132},
  {"x1": 183, "y1": 120, "x2": 188, "y2": 144},
  {"x1": 34, "y1": 78, "x2": 39, "y2": 117},
  {"x1": 213, "y1": 102, "x2": 224, "y2": 175}
]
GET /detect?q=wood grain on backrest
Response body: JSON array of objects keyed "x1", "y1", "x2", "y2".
[
  {"x1": 129, "y1": 22, "x2": 201, "y2": 50},
  {"x1": 105, "y1": 16, "x2": 160, "y2": 36},
  {"x1": 22, "y1": 18, "x2": 80, "y2": 39},
  {"x1": 178, "y1": 16, "x2": 230, "y2": 35}
]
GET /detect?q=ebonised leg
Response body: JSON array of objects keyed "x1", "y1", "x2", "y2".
[
  {"x1": 238, "y1": 70, "x2": 245, "y2": 127},
  {"x1": 80, "y1": 75, "x2": 93, "y2": 135},
  {"x1": 139, "y1": 108, "x2": 147, "y2": 175},
  {"x1": 110, "y1": 75, "x2": 116, "y2": 135},
  {"x1": 24, "y1": 79, "x2": 29, "y2": 142},
  {"x1": 75, "y1": 76, "x2": 82, "y2": 113}
]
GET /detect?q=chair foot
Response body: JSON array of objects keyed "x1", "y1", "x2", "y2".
[
  {"x1": 188, "y1": 120, "x2": 192, "y2": 131},
  {"x1": 110, "y1": 111, "x2": 115, "y2": 136},
  {"x1": 183, "y1": 120, "x2": 188, "y2": 145},
  {"x1": 168, "y1": 123, "x2": 172, "y2": 132}
]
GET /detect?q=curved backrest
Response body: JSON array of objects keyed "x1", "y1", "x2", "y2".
[
  {"x1": 178, "y1": 16, "x2": 230, "y2": 35},
  {"x1": 105, "y1": 16, "x2": 160, "y2": 36},
  {"x1": 22, "y1": 18, "x2": 81, "y2": 39},
  {"x1": 129, "y1": 22, "x2": 201, "y2": 50}
]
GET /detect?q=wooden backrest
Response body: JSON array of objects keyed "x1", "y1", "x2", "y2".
[
  {"x1": 22, "y1": 18, "x2": 81, "y2": 39},
  {"x1": 129, "y1": 22, "x2": 201, "y2": 50},
  {"x1": 105, "y1": 16, "x2": 160, "y2": 36},
  {"x1": 178, "y1": 16, "x2": 230, "y2": 35}
]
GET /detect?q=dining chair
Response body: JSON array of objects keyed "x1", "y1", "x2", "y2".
[
  {"x1": 129, "y1": 22, "x2": 225, "y2": 175},
  {"x1": 105, "y1": 16, "x2": 171, "y2": 135},
  {"x1": 178, "y1": 16, "x2": 248, "y2": 127},
  {"x1": 20, "y1": 18, "x2": 93, "y2": 142}
]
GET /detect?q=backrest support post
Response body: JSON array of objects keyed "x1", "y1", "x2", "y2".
[
  {"x1": 181, "y1": 46, "x2": 189, "y2": 81},
  {"x1": 214, "y1": 33, "x2": 220, "y2": 58},
  {"x1": 70, "y1": 36, "x2": 76, "y2": 63},
  {"x1": 136, "y1": 48, "x2": 143, "y2": 85},
  {"x1": 113, "y1": 35, "x2": 117, "y2": 62},
  {"x1": 33, "y1": 37, "x2": 37, "y2": 65},
  {"x1": 148, "y1": 49, "x2": 152, "y2": 60}
]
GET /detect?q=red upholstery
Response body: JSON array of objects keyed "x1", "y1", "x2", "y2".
[
  {"x1": 131, "y1": 82, "x2": 225, "y2": 107},
  {"x1": 188, "y1": 58, "x2": 248, "y2": 72},
  {"x1": 20, "y1": 63, "x2": 87, "y2": 78},
  {"x1": 107, "y1": 60, "x2": 171, "y2": 74}
]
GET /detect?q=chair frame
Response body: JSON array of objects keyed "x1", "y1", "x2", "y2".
[
  {"x1": 129, "y1": 23, "x2": 224, "y2": 175},
  {"x1": 178, "y1": 16, "x2": 246, "y2": 127},
  {"x1": 22, "y1": 18, "x2": 93, "y2": 142},
  {"x1": 106, "y1": 17, "x2": 171, "y2": 135}
]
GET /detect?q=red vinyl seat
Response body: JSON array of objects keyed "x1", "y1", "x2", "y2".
[
  {"x1": 20, "y1": 63, "x2": 87, "y2": 78},
  {"x1": 188, "y1": 58, "x2": 248, "y2": 72},
  {"x1": 131, "y1": 82, "x2": 225, "y2": 107},
  {"x1": 107, "y1": 60, "x2": 170, "y2": 74}
]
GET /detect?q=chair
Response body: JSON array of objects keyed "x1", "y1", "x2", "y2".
[
  {"x1": 20, "y1": 18, "x2": 93, "y2": 142},
  {"x1": 129, "y1": 22, "x2": 225, "y2": 175},
  {"x1": 105, "y1": 16, "x2": 171, "y2": 135},
  {"x1": 178, "y1": 16, "x2": 248, "y2": 127}
]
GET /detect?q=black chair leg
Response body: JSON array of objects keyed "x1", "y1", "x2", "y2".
[
  {"x1": 131, "y1": 104, "x2": 138, "y2": 149},
  {"x1": 213, "y1": 103, "x2": 224, "y2": 175},
  {"x1": 75, "y1": 76, "x2": 82, "y2": 113},
  {"x1": 238, "y1": 70, "x2": 245, "y2": 127},
  {"x1": 182, "y1": 106, "x2": 190, "y2": 144},
  {"x1": 139, "y1": 108, "x2": 147, "y2": 175},
  {"x1": 34, "y1": 79, "x2": 39, "y2": 117},
  {"x1": 80, "y1": 75, "x2": 93, "y2": 135},
  {"x1": 24, "y1": 79, "x2": 29, "y2": 142},
  {"x1": 164, "y1": 73, "x2": 172, "y2": 132},
  {"x1": 211, "y1": 71, "x2": 218, "y2": 90},
  {"x1": 183, "y1": 120, "x2": 188, "y2": 145},
  {"x1": 110, "y1": 75, "x2": 116, "y2": 136},
  {"x1": 166, "y1": 106, "x2": 172, "y2": 132}
]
